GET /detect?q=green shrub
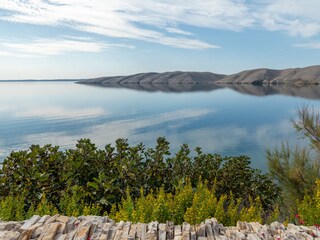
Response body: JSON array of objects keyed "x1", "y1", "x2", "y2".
[
  {"x1": 297, "y1": 179, "x2": 320, "y2": 225},
  {"x1": 184, "y1": 181, "x2": 216, "y2": 224},
  {"x1": 171, "y1": 180, "x2": 194, "y2": 223},
  {"x1": 33, "y1": 195, "x2": 58, "y2": 216},
  {"x1": 110, "y1": 181, "x2": 268, "y2": 225},
  {"x1": 0, "y1": 138, "x2": 280, "y2": 222},
  {"x1": 226, "y1": 194, "x2": 242, "y2": 226},
  {"x1": 239, "y1": 196, "x2": 263, "y2": 223},
  {"x1": 0, "y1": 195, "x2": 25, "y2": 221},
  {"x1": 152, "y1": 187, "x2": 172, "y2": 223}
]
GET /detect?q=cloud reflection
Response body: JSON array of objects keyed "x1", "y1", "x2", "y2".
[
  {"x1": 15, "y1": 106, "x2": 106, "y2": 119},
  {"x1": 20, "y1": 109, "x2": 299, "y2": 162},
  {"x1": 22, "y1": 108, "x2": 213, "y2": 148}
]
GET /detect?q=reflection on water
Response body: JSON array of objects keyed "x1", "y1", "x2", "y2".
[{"x1": 1, "y1": 81, "x2": 320, "y2": 170}]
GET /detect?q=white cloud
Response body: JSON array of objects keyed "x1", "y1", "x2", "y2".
[
  {"x1": 0, "y1": 0, "x2": 251, "y2": 49},
  {"x1": 0, "y1": 37, "x2": 133, "y2": 57},
  {"x1": 0, "y1": 0, "x2": 320, "y2": 51},
  {"x1": 164, "y1": 27, "x2": 193, "y2": 36},
  {"x1": 294, "y1": 42, "x2": 320, "y2": 49},
  {"x1": 0, "y1": 50, "x2": 40, "y2": 58},
  {"x1": 257, "y1": 0, "x2": 320, "y2": 37}
]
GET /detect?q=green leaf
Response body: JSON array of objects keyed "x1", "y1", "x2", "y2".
[
  {"x1": 87, "y1": 182, "x2": 99, "y2": 190},
  {"x1": 39, "y1": 173, "x2": 49, "y2": 182}
]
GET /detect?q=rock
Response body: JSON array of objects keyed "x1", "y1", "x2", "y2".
[
  {"x1": 98, "y1": 233, "x2": 109, "y2": 240},
  {"x1": 270, "y1": 221, "x2": 282, "y2": 231},
  {"x1": 174, "y1": 225, "x2": 182, "y2": 237},
  {"x1": 55, "y1": 234, "x2": 67, "y2": 240},
  {"x1": 108, "y1": 225, "x2": 117, "y2": 240},
  {"x1": 267, "y1": 229, "x2": 278, "y2": 236},
  {"x1": 40, "y1": 222, "x2": 61, "y2": 240},
  {"x1": 1, "y1": 216, "x2": 320, "y2": 240},
  {"x1": 128, "y1": 223, "x2": 137, "y2": 240},
  {"x1": 246, "y1": 233, "x2": 260, "y2": 240},
  {"x1": 190, "y1": 230, "x2": 196, "y2": 240},
  {"x1": 31, "y1": 226, "x2": 44, "y2": 239},
  {"x1": 20, "y1": 215, "x2": 41, "y2": 230},
  {"x1": 182, "y1": 222, "x2": 190, "y2": 240},
  {"x1": 159, "y1": 223, "x2": 167, "y2": 240},
  {"x1": 205, "y1": 222, "x2": 215, "y2": 240},
  {"x1": 74, "y1": 221, "x2": 92, "y2": 240},
  {"x1": 147, "y1": 221, "x2": 158, "y2": 240},
  {"x1": 0, "y1": 222, "x2": 19, "y2": 232},
  {"x1": 197, "y1": 237, "x2": 207, "y2": 240},
  {"x1": 37, "y1": 216, "x2": 50, "y2": 224},
  {"x1": 64, "y1": 229, "x2": 77, "y2": 240},
  {"x1": 167, "y1": 221, "x2": 174, "y2": 240},
  {"x1": 101, "y1": 222, "x2": 113, "y2": 235},
  {"x1": 18, "y1": 229, "x2": 33, "y2": 240},
  {"x1": 248, "y1": 222, "x2": 262, "y2": 233},
  {"x1": 120, "y1": 221, "x2": 131, "y2": 240},
  {"x1": 65, "y1": 217, "x2": 76, "y2": 233},
  {"x1": 44, "y1": 215, "x2": 59, "y2": 225},
  {"x1": 56, "y1": 216, "x2": 69, "y2": 224},
  {"x1": 113, "y1": 221, "x2": 125, "y2": 240},
  {"x1": 91, "y1": 217, "x2": 109, "y2": 239},
  {"x1": 236, "y1": 222, "x2": 246, "y2": 231},
  {"x1": 0, "y1": 230, "x2": 20, "y2": 240},
  {"x1": 196, "y1": 223, "x2": 206, "y2": 237}
]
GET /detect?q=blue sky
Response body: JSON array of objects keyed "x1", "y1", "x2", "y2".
[{"x1": 0, "y1": 0, "x2": 320, "y2": 80}]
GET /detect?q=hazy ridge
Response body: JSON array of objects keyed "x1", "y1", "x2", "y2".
[{"x1": 79, "y1": 65, "x2": 320, "y2": 85}]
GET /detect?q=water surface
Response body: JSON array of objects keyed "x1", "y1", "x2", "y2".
[{"x1": 1, "y1": 81, "x2": 320, "y2": 170}]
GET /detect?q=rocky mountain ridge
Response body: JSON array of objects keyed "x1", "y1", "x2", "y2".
[{"x1": 79, "y1": 65, "x2": 320, "y2": 85}]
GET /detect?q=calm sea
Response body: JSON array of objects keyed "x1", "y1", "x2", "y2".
[{"x1": 1, "y1": 81, "x2": 320, "y2": 170}]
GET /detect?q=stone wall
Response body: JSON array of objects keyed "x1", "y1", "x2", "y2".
[{"x1": 0, "y1": 215, "x2": 319, "y2": 240}]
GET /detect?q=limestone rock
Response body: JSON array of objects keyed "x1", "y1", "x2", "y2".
[
  {"x1": 0, "y1": 230, "x2": 20, "y2": 240},
  {"x1": 20, "y1": 215, "x2": 41, "y2": 231}
]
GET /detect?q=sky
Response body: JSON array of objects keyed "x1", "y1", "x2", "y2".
[{"x1": 0, "y1": 0, "x2": 320, "y2": 80}]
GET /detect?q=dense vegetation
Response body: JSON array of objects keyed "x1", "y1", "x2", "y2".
[
  {"x1": 0, "y1": 138, "x2": 279, "y2": 224},
  {"x1": 0, "y1": 106, "x2": 319, "y2": 225}
]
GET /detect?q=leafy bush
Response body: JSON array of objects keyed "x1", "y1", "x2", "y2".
[
  {"x1": 184, "y1": 181, "x2": 216, "y2": 224},
  {"x1": 0, "y1": 137, "x2": 280, "y2": 222},
  {"x1": 0, "y1": 195, "x2": 25, "y2": 221},
  {"x1": 296, "y1": 179, "x2": 320, "y2": 225},
  {"x1": 110, "y1": 181, "x2": 270, "y2": 225}
]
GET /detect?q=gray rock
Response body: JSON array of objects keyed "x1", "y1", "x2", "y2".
[
  {"x1": 0, "y1": 230, "x2": 20, "y2": 240},
  {"x1": 20, "y1": 215, "x2": 41, "y2": 230},
  {"x1": 159, "y1": 223, "x2": 167, "y2": 240},
  {"x1": 0, "y1": 222, "x2": 19, "y2": 232}
]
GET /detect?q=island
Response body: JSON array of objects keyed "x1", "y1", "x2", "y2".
[
  {"x1": 79, "y1": 65, "x2": 320, "y2": 86},
  {"x1": 77, "y1": 65, "x2": 320, "y2": 99}
]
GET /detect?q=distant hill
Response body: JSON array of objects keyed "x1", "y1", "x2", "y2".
[
  {"x1": 216, "y1": 65, "x2": 320, "y2": 84},
  {"x1": 80, "y1": 71, "x2": 225, "y2": 85},
  {"x1": 79, "y1": 65, "x2": 320, "y2": 86}
]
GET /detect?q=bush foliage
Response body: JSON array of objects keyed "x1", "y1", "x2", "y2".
[
  {"x1": 296, "y1": 179, "x2": 320, "y2": 225},
  {"x1": 0, "y1": 137, "x2": 280, "y2": 223},
  {"x1": 110, "y1": 180, "x2": 275, "y2": 225}
]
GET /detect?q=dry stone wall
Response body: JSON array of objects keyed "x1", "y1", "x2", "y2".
[{"x1": 0, "y1": 215, "x2": 319, "y2": 240}]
